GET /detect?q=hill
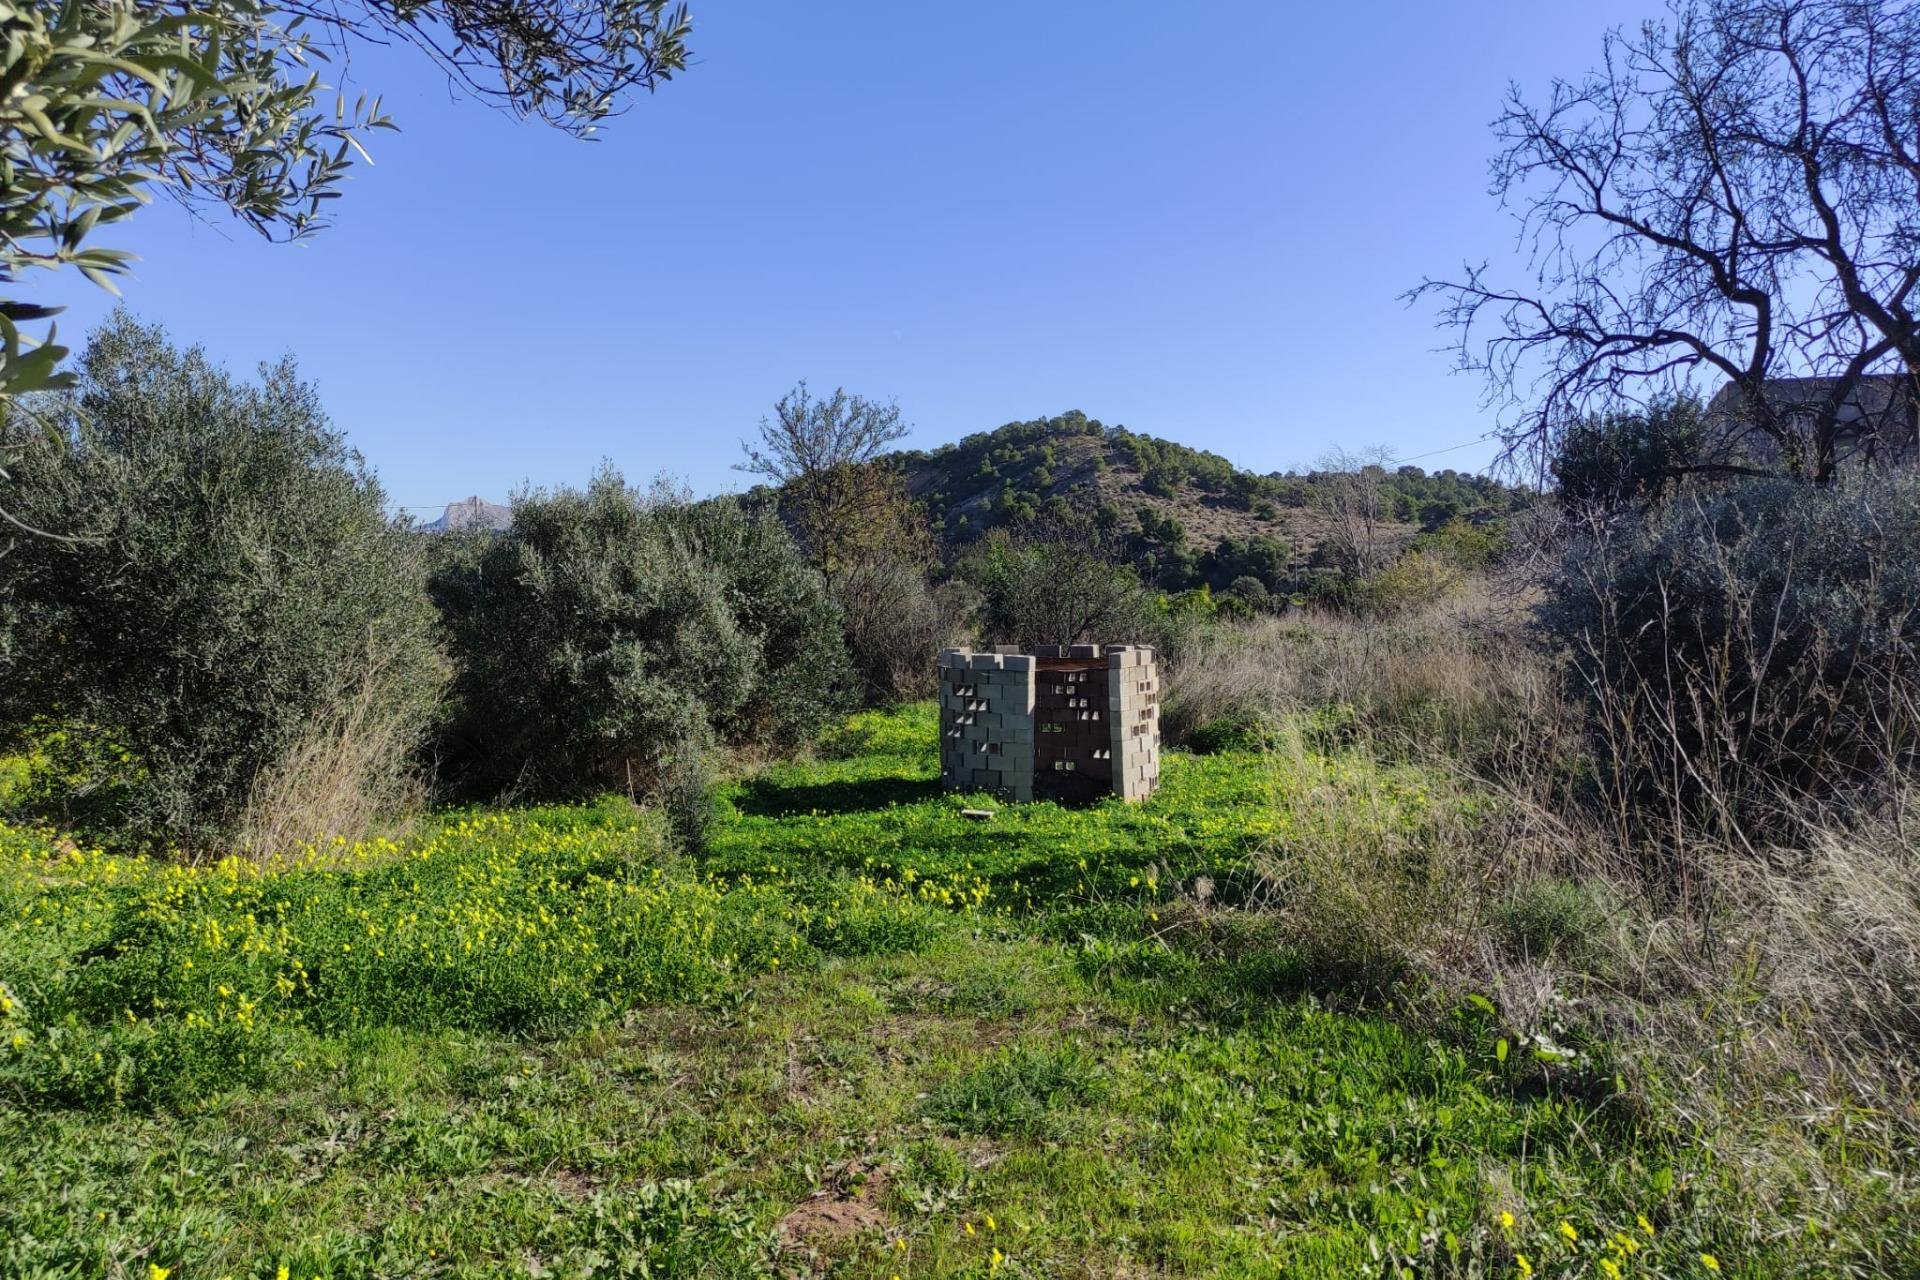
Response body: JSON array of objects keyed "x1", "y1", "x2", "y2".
[
  {"x1": 892, "y1": 411, "x2": 1526, "y2": 592},
  {"x1": 423, "y1": 495, "x2": 512, "y2": 533}
]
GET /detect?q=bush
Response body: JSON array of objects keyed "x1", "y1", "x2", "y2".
[
  {"x1": 1186, "y1": 711, "x2": 1274, "y2": 755},
  {"x1": 1551, "y1": 396, "x2": 1708, "y2": 512},
  {"x1": 1406, "y1": 516, "x2": 1507, "y2": 569},
  {"x1": 1541, "y1": 474, "x2": 1920, "y2": 834},
  {"x1": 1491, "y1": 878, "x2": 1613, "y2": 963},
  {"x1": 1357, "y1": 549, "x2": 1464, "y2": 616},
  {"x1": 431, "y1": 470, "x2": 851, "y2": 799},
  {"x1": 833, "y1": 556, "x2": 975, "y2": 704},
  {"x1": 1226, "y1": 575, "x2": 1272, "y2": 608},
  {"x1": 960, "y1": 530, "x2": 1155, "y2": 649},
  {"x1": 658, "y1": 733, "x2": 719, "y2": 856},
  {"x1": 0, "y1": 313, "x2": 443, "y2": 852}
]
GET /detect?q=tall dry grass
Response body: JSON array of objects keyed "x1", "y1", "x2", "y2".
[
  {"x1": 234, "y1": 648, "x2": 440, "y2": 857},
  {"x1": 1163, "y1": 583, "x2": 1566, "y2": 771},
  {"x1": 1177, "y1": 581, "x2": 1920, "y2": 1240}
]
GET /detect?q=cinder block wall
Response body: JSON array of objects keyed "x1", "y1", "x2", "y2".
[
  {"x1": 937, "y1": 649, "x2": 1037, "y2": 802},
  {"x1": 938, "y1": 643, "x2": 1159, "y2": 802},
  {"x1": 1105, "y1": 645, "x2": 1162, "y2": 800}
]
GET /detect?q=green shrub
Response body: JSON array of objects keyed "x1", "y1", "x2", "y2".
[
  {"x1": 1406, "y1": 516, "x2": 1507, "y2": 569},
  {"x1": 1188, "y1": 711, "x2": 1274, "y2": 755},
  {"x1": 0, "y1": 313, "x2": 443, "y2": 852},
  {"x1": 431, "y1": 471, "x2": 850, "y2": 798},
  {"x1": 960, "y1": 530, "x2": 1155, "y2": 649},
  {"x1": 1551, "y1": 396, "x2": 1708, "y2": 512},
  {"x1": 1291, "y1": 568, "x2": 1357, "y2": 610},
  {"x1": 1357, "y1": 549, "x2": 1462, "y2": 616},
  {"x1": 1226, "y1": 575, "x2": 1272, "y2": 607},
  {"x1": 658, "y1": 733, "x2": 719, "y2": 856}
]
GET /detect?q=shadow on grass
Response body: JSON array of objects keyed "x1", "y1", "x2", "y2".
[{"x1": 732, "y1": 774, "x2": 944, "y2": 818}]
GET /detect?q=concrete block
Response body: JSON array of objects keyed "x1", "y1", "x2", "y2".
[{"x1": 943, "y1": 643, "x2": 1157, "y2": 802}]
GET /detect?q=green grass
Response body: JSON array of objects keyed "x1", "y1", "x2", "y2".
[
  {"x1": 0, "y1": 706, "x2": 1906, "y2": 1277},
  {"x1": 717, "y1": 704, "x2": 1283, "y2": 908}
]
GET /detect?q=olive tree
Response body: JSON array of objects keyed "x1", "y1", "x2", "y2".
[
  {"x1": 0, "y1": 312, "x2": 445, "y2": 850},
  {"x1": 964, "y1": 529, "x2": 1152, "y2": 651},
  {"x1": 0, "y1": 0, "x2": 692, "y2": 405},
  {"x1": 430, "y1": 471, "x2": 851, "y2": 799}
]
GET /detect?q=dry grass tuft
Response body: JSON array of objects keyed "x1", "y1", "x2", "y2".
[{"x1": 235, "y1": 650, "x2": 438, "y2": 857}]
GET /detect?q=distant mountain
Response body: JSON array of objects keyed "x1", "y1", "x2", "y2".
[
  {"x1": 890, "y1": 411, "x2": 1526, "y2": 591},
  {"x1": 422, "y1": 496, "x2": 511, "y2": 533}
]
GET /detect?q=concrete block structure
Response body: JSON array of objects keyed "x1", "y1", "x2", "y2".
[{"x1": 938, "y1": 643, "x2": 1160, "y2": 802}]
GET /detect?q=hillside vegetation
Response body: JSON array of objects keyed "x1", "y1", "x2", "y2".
[{"x1": 894, "y1": 411, "x2": 1525, "y2": 593}]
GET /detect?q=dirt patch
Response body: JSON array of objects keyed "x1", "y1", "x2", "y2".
[
  {"x1": 777, "y1": 1160, "x2": 891, "y2": 1246},
  {"x1": 546, "y1": 1167, "x2": 602, "y2": 1200}
]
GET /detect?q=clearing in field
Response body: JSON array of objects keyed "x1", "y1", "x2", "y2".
[{"x1": 0, "y1": 706, "x2": 1897, "y2": 1277}]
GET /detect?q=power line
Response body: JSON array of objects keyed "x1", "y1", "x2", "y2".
[{"x1": 1393, "y1": 431, "x2": 1499, "y2": 464}]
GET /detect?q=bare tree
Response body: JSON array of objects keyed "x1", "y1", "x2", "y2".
[
  {"x1": 737, "y1": 382, "x2": 914, "y2": 585},
  {"x1": 1413, "y1": 0, "x2": 1920, "y2": 484},
  {"x1": 1314, "y1": 446, "x2": 1395, "y2": 578}
]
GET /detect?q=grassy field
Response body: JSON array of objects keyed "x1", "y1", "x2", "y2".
[{"x1": 0, "y1": 705, "x2": 1899, "y2": 1278}]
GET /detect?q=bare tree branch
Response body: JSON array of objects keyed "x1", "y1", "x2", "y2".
[{"x1": 1411, "y1": 0, "x2": 1920, "y2": 485}]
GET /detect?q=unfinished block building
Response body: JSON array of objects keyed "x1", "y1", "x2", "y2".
[{"x1": 937, "y1": 643, "x2": 1161, "y2": 802}]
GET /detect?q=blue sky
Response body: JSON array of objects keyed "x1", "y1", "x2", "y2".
[{"x1": 40, "y1": 1, "x2": 1658, "y2": 513}]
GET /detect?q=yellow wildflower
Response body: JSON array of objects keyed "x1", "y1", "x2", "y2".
[
  {"x1": 1700, "y1": 1256, "x2": 1721, "y2": 1273},
  {"x1": 1560, "y1": 1221, "x2": 1580, "y2": 1244},
  {"x1": 1515, "y1": 1255, "x2": 1533, "y2": 1279},
  {"x1": 149, "y1": 1267, "x2": 171, "y2": 1280},
  {"x1": 1498, "y1": 1210, "x2": 1515, "y2": 1231}
]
